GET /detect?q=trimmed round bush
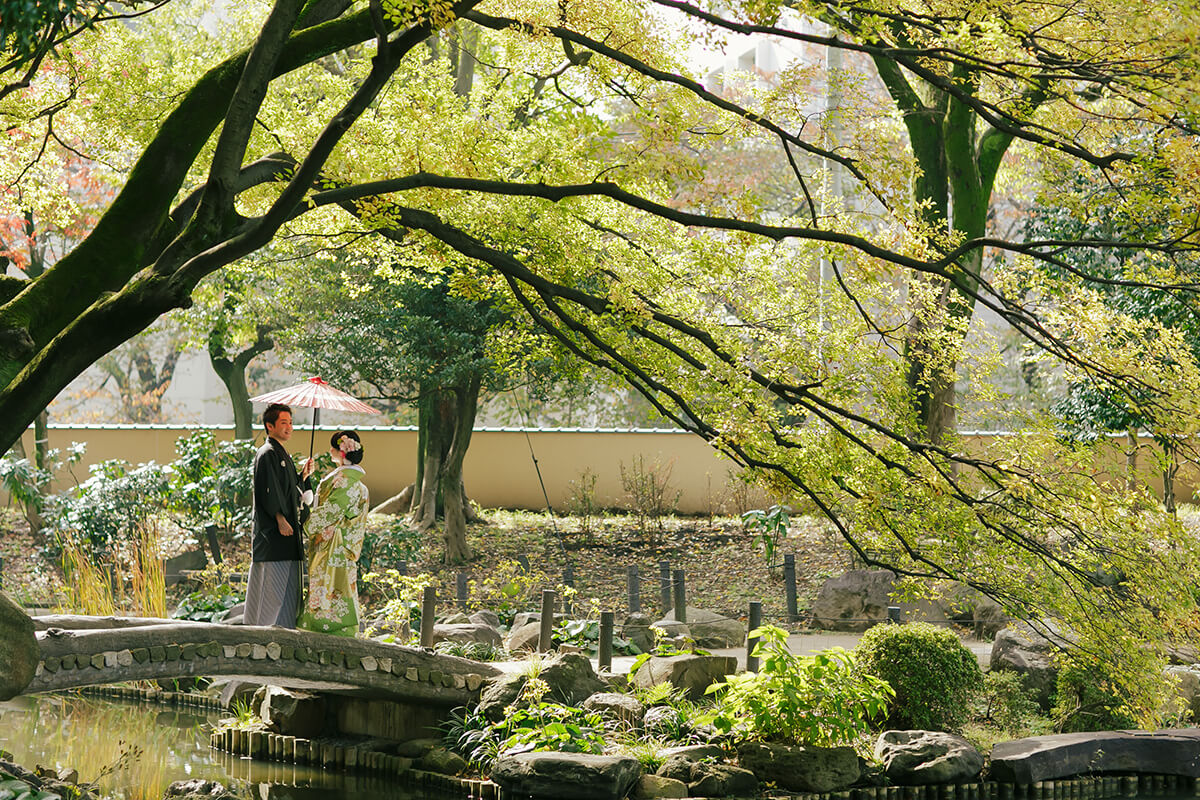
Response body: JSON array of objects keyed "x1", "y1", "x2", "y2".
[{"x1": 855, "y1": 621, "x2": 983, "y2": 732}]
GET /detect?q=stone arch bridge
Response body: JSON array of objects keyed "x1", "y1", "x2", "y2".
[{"x1": 23, "y1": 615, "x2": 502, "y2": 706}]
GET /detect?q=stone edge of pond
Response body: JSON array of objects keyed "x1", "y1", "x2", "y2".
[
  {"x1": 59, "y1": 690, "x2": 1200, "y2": 800},
  {"x1": 209, "y1": 725, "x2": 1200, "y2": 800}
]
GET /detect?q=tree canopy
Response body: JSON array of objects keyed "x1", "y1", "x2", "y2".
[{"x1": 4, "y1": 0, "x2": 1200, "y2": 707}]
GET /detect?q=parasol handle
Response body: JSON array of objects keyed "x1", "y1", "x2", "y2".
[{"x1": 309, "y1": 407, "x2": 319, "y2": 459}]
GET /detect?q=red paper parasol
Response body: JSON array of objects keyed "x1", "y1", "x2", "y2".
[{"x1": 250, "y1": 376, "x2": 380, "y2": 456}]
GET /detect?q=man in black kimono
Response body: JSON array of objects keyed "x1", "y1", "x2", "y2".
[{"x1": 244, "y1": 403, "x2": 314, "y2": 627}]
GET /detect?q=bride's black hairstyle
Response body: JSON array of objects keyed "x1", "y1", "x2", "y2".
[{"x1": 331, "y1": 430, "x2": 364, "y2": 465}]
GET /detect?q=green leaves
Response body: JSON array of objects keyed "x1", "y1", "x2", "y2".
[
  {"x1": 705, "y1": 625, "x2": 893, "y2": 747},
  {"x1": 445, "y1": 700, "x2": 606, "y2": 771},
  {"x1": 551, "y1": 618, "x2": 641, "y2": 656},
  {"x1": 741, "y1": 504, "x2": 789, "y2": 568}
]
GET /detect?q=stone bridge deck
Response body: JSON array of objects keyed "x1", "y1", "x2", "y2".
[{"x1": 26, "y1": 616, "x2": 501, "y2": 706}]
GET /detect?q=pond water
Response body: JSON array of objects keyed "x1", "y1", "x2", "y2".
[{"x1": 0, "y1": 694, "x2": 458, "y2": 800}]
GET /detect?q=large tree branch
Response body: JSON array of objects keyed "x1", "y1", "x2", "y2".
[
  {"x1": 199, "y1": 0, "x2": 305, "y2": 218},
  {"x1": 372, "y1": 203, "x2": 1129, "y2": 601},
  {"x1": 0, "y1": 7, "x2": 389, "y2": 374},
  {"x1": 166, "y1": 1, "x2": 481, "y2": 292},
  {"x1": 0, "y1": 1, "x2": 477, "y2": 451},
  {"x1": 309, "y1": 171, "x2": 1183, "y2": 416}
]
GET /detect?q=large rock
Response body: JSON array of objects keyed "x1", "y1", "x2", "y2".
[
  {"x1": 0, "y1": 592, "x2": 37, "y2": 700},
  {"x1": 736, "y1": 741, "x2": 859, "y2": 792},
  {"x1": 989, "y1": 623, "x2": 1066, "y2": 709},
  {"x1": 432, "y1": 623, "x2": 503, "y2": 647},
  {"x1": 477, "y1": 654, "x2": 605, "y2": 721},
  {"x1": 395, "y1": 738, "x2": 441, "y2": 758},
  {"x1": 470, "y1": 610, "x2": 502, "y2": 629},
  {"x1": 583, "y1": 692, "x2": 645, "y2": 729},
  {"x1": 661, "y1": 743, "x2": 724, "y2": 761},
  {"x1": 990, "y1": 729, "x2": 1200, "y2": 782},
  {"x1": 163, "y1": 779, "x2": 238, "y2": 799},
  {"x1": 657, "y1": 756, "x2": 757, "y2": 797},
  {"x1": 513, "y1": 611, "x2": 565, "y2": 629},
  {"x1": 163, "y1": 550, "x2": 207, "y2": 586},
  {"x1": 505, "y1": 621, "x2": 544, "y2": 653},
  {"x1": 622, "y1": 613, "x2": 655, "y2": 653},
  {"x1": 631, "y1": 654, "x2": 736, "y2": 701},
  {"x1": 631, "y1": 774, "x2": 687, "y2": 799},
  {"x1": 649, "y1": 620, "x2": 689, "y2": 640},
  {"x1": 874, "y1": 730, "x2": 984, "y2": 785},
  {"x1": 254, "y1": 685, "x2": 326, "y2": 738},
  {"x1": 658, "y1": 607, "x2": 744, "y2": 648},
  {"x1": 492, "y1": 753, "x2": 642, "y2": 800},
  {"x1": 811, "y1": 570, "x2": 947, "y2": 632},
  {"x1": 418, "y1": 747, "x2": 468, "y2": 775}
]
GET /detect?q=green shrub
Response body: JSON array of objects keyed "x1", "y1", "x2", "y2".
[
  {"x1": 0, "y1": 770, "x2": 67, "y2": 800},
  {"x1": 855, "y1": 621, "x2": 983, "y2": 732},
  {"x1": 963, "y1": 670, "x2": 1052, "y2": 751},
  {"x1": 706, "y1": 625, "x2": 893, "y2": 746},
  {"x1": 977, "y1": 670, "x2": 1045, "y2": 733},
  {"x1": 361, "y1": 568, "x2": 433, "y2": 640},
  {"x1": 168, "y1": 431, "x2": 256, "y2": 535},
  {"x1": 51, "y1": 459, "x2": 171, "y2": 557},
  {"x1": 358, "y1": 516, "x2": 422, "y2": 574}
]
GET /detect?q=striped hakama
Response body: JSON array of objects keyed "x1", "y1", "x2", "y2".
[{"x1": 244, "y1": 560, "x2": 302, "y2": 627}]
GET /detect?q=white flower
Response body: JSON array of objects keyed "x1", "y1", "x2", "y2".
[{"x1": 338, "y1": 435, "x2": 360, "y2": 453}]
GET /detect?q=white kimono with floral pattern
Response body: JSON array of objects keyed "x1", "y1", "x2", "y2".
[{"x1": 297, "y1": 465, "x2": 369, "y2": 636}]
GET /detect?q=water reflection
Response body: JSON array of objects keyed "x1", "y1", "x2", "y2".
[{"x1": 0, "y1": 695, "x2": 453, "y2": 800}]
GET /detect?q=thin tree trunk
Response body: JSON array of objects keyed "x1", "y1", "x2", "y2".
[
  {"x1": 413, "y1": 388, "x2": 447, "y2": 531},
  {"x1": 440, "y1": 376, "x2": 480, "y2": 564},
  {"x1": 210, "y1": 324, "x2": 273, "y2": 439},
  {"x1": 33, "y1": 410, "x2": 47, "y2": 472},
  {"x1": 409, "y1": 385, "x2": 430, "y2": 514},
  {"x1": 1126, "y1": 429, "x2": 1139, "y2": 492},
  {"x1": 1163, "y1": 438, "x2": 1177, "y2": 515}
]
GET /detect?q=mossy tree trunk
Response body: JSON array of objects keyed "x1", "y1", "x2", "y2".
[{"x1": 871, "y1": 58, "x2": 1025, "y2": 445}]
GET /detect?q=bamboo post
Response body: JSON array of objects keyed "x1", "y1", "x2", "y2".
[
  {"x1": 626, "y1": 565, "x2": 640, "y2": 613},
  {"x1": 420, "y1": 585, "x2": 437, "y2": 648},
  {"x1": 538, "y1": 590, "x2": 557, "y2": 652},
  {"x1": 598, "y1": 611, "x2": 614, "y2": 672},
  {"x1": 672, "y1": 569, "x2": 687, "y2": 623}
]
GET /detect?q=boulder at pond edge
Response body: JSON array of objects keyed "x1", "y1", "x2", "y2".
[
  {"x1": 736, "y1": 741, "x2": 860, "y2": 792},
  {"x1": 491, "y1": 752, "x2": 642, "y2": 800},
  {"x1": 874, "y1": 730, "x2": 984, "y2": 785}
]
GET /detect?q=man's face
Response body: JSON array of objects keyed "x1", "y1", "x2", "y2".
[{"x1": 266, "y1": 411, "x2": 293, "y2": 442}]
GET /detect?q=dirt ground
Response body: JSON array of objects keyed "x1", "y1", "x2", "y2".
[{"x1": 0, "y1": 505, "x2": 858, "y2": 624}]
